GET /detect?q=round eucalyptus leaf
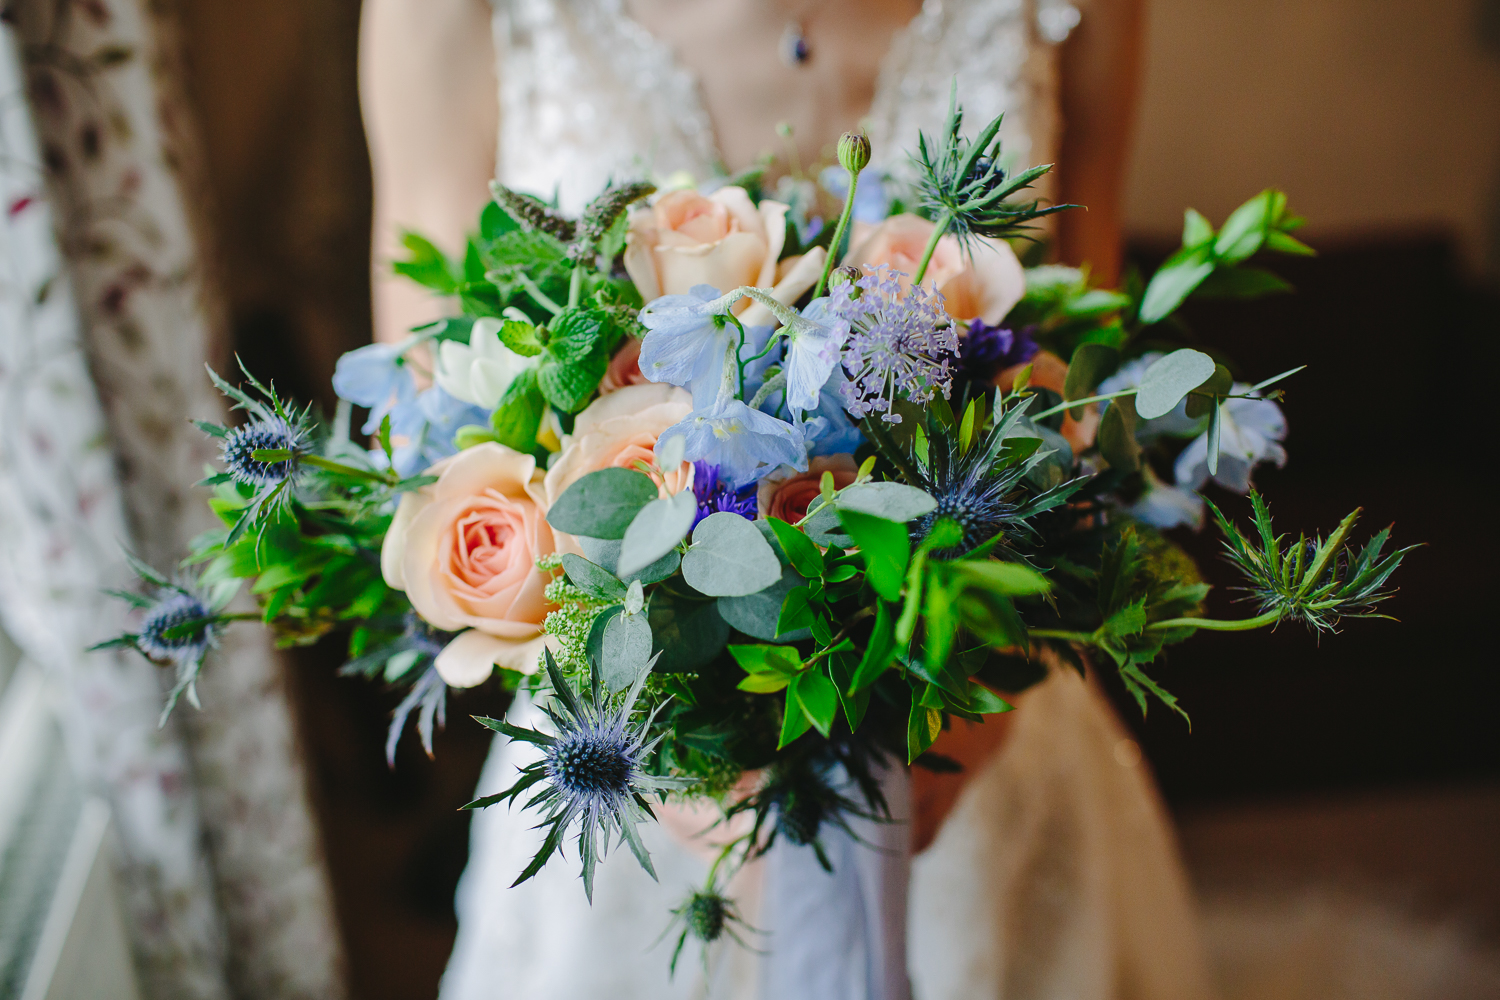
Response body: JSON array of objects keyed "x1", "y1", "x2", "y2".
[
  {"x1": 1135, "y1": 349, "x2": 1217, "y2": 420},
  {"x1": 717, "y1": 564, "x2": 812, "y2": 641},
  {"x1": 618, "y1": 488, "x2": 698, "y2": 578},
  {"x1": 547, "y1": 467, "x2": 659, "y2": 539},
  {"x1": 681, "y1": 512, "x2": 782, "y2": 597},
  {"x1": 601, "y1": 609, "x2": 653, "y2": 692},
  {"x1": 834, "y1": 482, "x2": 938, "y2": 523}
]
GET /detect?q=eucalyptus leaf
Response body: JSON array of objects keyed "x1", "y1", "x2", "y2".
[
  {"x1": 601, "y1": 608, "x2": 653, "y2": 692},
  {"x1": 834, "y1": 482, "x2": 937, "y2": 523},
  {"x1": 717, "y1": 564, "x2": 812, "y2": 641},
  {"x1": 617, "y1": 488, "x2": 697, "y2": 578},
  {"x1": 648, "y1": 595, "x2": 729, "y2": 673},
  {"x1": 803, "y1": 503, "x2": 852, "y2": 547},
  {"x1": 547, "y1": 467, "x2": 659, "y2": 540},
  {"x1": 560, "y1": 553, "x2": 627, "y2": 602},
  {"x1": 679, "y1": 512, "x2": 782, "y2": 597},
  {"x1": 1097, "y1": 396, "x2": 1140, "y2": 472},
  {"x1": 1206, "y1": 401, "x2": 1223, "y2": 477},
  {"x1": 1135, "y1": 349, "x2": 1218, "y2": 420},
  {"x1": 1062, "y1": 343, "x2": 1119, "y2": 418},
  {"x1": 1185, "y1": 364, "x2": 1233, "y2": 420},
  {"x1": 578, "y1": 536, "x2": 682, "y2": 584}
]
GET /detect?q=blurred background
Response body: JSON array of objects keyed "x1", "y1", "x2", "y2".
[{"x1": 165, "y1": 0, "x2": 1500, "y2": 996}]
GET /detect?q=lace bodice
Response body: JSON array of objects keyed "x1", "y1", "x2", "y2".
[{"x1": 491, "y1": 0, "x2": 1075, "y2": 214}]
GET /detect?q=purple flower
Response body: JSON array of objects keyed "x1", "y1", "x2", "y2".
[
  {"x1": 689, "y1": 462, "x2": 758, "y2": 529},
  {"x1": 957, "y1": 320, "x2": 1038, "y2": 385},
  {"x1": 832, "y1": 266, "x2": 959, "y2": 424}
]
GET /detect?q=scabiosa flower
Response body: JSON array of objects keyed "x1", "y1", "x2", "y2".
[
  {"x1": 690, "y1": 462, "x2": 758, "y2": 528},
  {"x1": 832, "y1": 265, "x2": 958, "y2": 423},
  {"x1": 467, "y1": 650, "x2": 691, "y2": 901},
  {"x1": 957, "y1": 319, "x2": 1037, "y2": 386}
]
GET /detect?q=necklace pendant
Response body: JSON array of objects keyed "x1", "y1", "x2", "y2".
[{"x1": 779, "y1": 21, "x2": 810, "y2": 66}]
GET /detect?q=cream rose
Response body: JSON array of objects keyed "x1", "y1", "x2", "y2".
[
  {"x1": 757, "y1": 454, "x2": 859, "y2": 523},
  {"x1": 542, "y1": 383, "x2": 694, "y2": 554},
  {"x1": 598, "y1": 337, "x2": 648, "y2": 394},
  {"x1": 845, "y1": 213, "x2": 1026, "y2": 325},
  {"x1": 623, "y1": 186, "x2": 788, "y2": 301},
  {"x1": 381, "y1": 444, "x2": 555, "y2": 686}
]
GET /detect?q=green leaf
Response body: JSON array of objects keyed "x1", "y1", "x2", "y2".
[
  {"x1": 547, "y1": 467, "x2": 659, "y2": 540},
  {"x1": 560, "y1": 553, "x2": 627, "y2": 602},
  {"x1": 619, "y1": 488, "x2": 698, "y2": 578},
  {"x1": 779, "y1": 693, "x2": 814, "y2": 748},
  {"x1": 1138, "y1": 245, "x2": 1215, "y2": 324},
  {"x1": 738, "y1": 672, "x2": 791, "y2": 694},
  {"x1": 793, "y1": 669, "x2": 839, "y2": 738},
  {"x1": 499, "y1": 319, "x2": 546, "y2": 356},
  {"x1": 392, "y1": 231, "x2": 460, "y2": 293},
  {"x1": 776, "y1": 585, "x2": 816, "y2": 637},
  {"x1": 647, "y1": 594, "x2": 729, "y2": 672},
  {"x1": 1264, "y1": 229, "x2": 1316, "y2": 257},
  {"x1": 728, "y1": 643, "x2": 803, "y2": 675},
  {"x1": 1194, "y1": 266, "x2": 1292, "y2": 300},
  {"x1": 1213, "y1": 190, "x2": 1274, "y2": 264},
  {"x1": 907, "y1": 703, "x2": 943, "y2": 762},
  {"x1": 838, "y1": 510, "x2": 911, "y2": 603},
  {"x1": 850, "y1": 601, "x2": 898, "y2": 691},
  {"x1": 947, "y1": 559, "x2": 1052, "y2": 596},
  {"x1": 545, "y1": 306, "x2": 611, "y2": 363},
  {"x1": 1100, "y1": 599, "x2": 1147, "y2": 638},
  {"x1": 1206, "y1": 401, "x2": 1223, "y2": 476},
  {"x1": 1182, "y1": 208, "x2": 1214, "y2": 248},
  {"x1": 1185, "y1": 363, "x2": 1234, "y2": 420},
  {"x1": 1135, "y1": 349, "x2": 1218, "y2": 420},
  {"x1": 537, "y1": 352, "x2": 607, "y2": 412},
  {"x1": 965, "y1": 683, "x2": 1013, "y2": 715},
  {"x1": 834, "y1": 482, "x2": 938, "y2": 523},
  {"x1": 1062, "y1": 343, "x2": 1119, "y2": 418},
  {"x1": 600, "y1": 608, "x2": 653, "y2": 692},
  {"x1": 716, "y1": 565, "x2": 811, "y2": 641},
  {"x1": 680, "y1": 512, "x2": 783, "y2": 597},
  {"x1": 1097, "y1": 397, "x2": 1140, "y2": 472},
  {"x1": 766, "y1": 518, "x2": 824, "y2": 580},
  {"x1": 454, "y1": 424, "x2": 499, "y2": 450}
]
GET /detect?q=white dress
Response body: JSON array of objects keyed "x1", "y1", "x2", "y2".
[{"x1": 442, "y1": 2, "x2": 1217, "y2": 998}]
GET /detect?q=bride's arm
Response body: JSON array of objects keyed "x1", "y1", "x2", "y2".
[
  {"x1": 359, "y1": 0, "x2": 498, "y2": 344},
  {"x1": 1055, "y1": 0, "x2": 1146, "y2": 287}
]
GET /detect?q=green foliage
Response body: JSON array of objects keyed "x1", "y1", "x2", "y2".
[
  {"x1": 547, "y1": 468, "x2": 660, "y2": 540},
  {"x1": 1209, "y1": 492, "x2": 1415, "y2": 634},
  {"x1": 681, "y1": 513, "x2": 783, "y2": 598}
]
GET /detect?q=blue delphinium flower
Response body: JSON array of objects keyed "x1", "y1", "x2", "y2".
[
  {"x1": 333, "y1": 341, "x2": 416, "y2": 434},
  {"x1": 781, "y1": 297, "x2": 851, "y2": 413},
  {"x1": 657, "y1": 392, "x2": 806, "y2": 488},
  {"x1": 689, "y1": 461, "x2": 758, "y2": 528},
  {"x1": 832, "y1": 266, "x2": 959, "y2": 424},
  {"x1": 469, "y1": 651, "x2": 692, "y2": 901},
  {"x1": 638, "y1": 285, "x2": 741, "y2": 397}
]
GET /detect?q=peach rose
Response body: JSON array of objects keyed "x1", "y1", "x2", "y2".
[
  {"x1": 542, "y1": 382, "x2": 694, "y2": 554},
  {"x1": 998, "y1": 350, "x2": 1100, "y2": 454},
  {"x1": 845, "y1": 213, "x2": 1025, "y2": 324},
  {"x1": 598, "y1": 337, "x2": 648, "y2": 394},
  {"x1": 623, "y1": 186, "x2": 788, "y2": 301},
  {"x1": 757, "y1": 454, "x2": 859, "y2": 523},
  {"x1": 381, "y1": 444, "x2": 555, "y2": 686}
]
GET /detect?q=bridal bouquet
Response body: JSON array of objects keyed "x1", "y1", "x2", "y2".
[{"x1": 103, "y1": 90, "x2": 1411, "y2": 964}]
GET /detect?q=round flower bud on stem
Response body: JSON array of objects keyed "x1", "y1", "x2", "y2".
[
  {"x1": 837, "y1": 132, "x2": 872, "y2": 174},
  {"x1": 828, "y1": 265, "x2": 864, "y2": 292}
]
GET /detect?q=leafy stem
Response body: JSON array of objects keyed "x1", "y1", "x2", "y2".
[
  {"x1": 517, "y1": 273, "x2": 564, "y2": 316},
  {"x1": 568, "y1": 262, "x2": 584, "y2": 309},
  {"x1": 302, "y1": 454, "x2": 398, "y2": 484}
]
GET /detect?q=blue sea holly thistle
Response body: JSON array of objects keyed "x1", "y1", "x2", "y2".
[
  {"x1": 910, "y1": 83, "x2": 1067, "y2": 284},
  {"x1": 92, "y1": 555, "x2": 241, "y2": 725},
  {"x1": 466, "y1": 650, "x2": 692, "y2": 901}
]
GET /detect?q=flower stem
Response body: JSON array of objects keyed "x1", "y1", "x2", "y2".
[
  {"x1": 911, "y1": 211, "x2": 953, "y2": 286},
  {"x1": 1146, "y1": 610, "x2": 1283, "y2": 632},
  {"x1": 1027, "y1": 629, "x2": 1097, "y2": 644},
  {"x1": 1029, "y1": 388, "x2": 1138, "y2": 421},
  {"x1": 859, "y1": 417, "x2": 922, "y2": 485},
  {"x1": 568, "y1": 262, "x2": 584, "y2": 309},
  {"x1": 303, "y1": 454, "x2": 397, "y2": 484},
  {"x1": 518, "y1": 273, "x2": 564, "y2": 316},
  {"x1": 815, "y1": 167, "x2": 861, "y2": 299}
]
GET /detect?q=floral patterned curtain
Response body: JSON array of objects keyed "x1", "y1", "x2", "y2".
[{"x1": 0, "y1": 0, "x2": 343, "y2": 997}]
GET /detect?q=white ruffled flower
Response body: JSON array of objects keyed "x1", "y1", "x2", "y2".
[
  {"x1": 434, "y1": 317, "x2": 536, "y2": 410},
  {"x1": 1174, "y1": 386, "x2": 1287, "y2": 493}
]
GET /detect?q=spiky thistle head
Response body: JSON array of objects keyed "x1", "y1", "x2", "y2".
[
  {"x1": 221, "y1": 416, "x2": 304, "y2": 487},
  {"x1": 466, "y1": 649, "x2": 691, "y2": 901},
  {"x1": 663, "y1": 881, "x2": 758, "y2": 977},
  {"x1": 912, "y1": 82, "x2": 1069, "y2": 248},
  {"x1": 1208, "y1": 491, "x2": 1416, "y2": 633},
  {"x1": 94, "y1": 554, "x2": 232, "y2": 726},
  {"x1": 913, "y1": 399, "x2": 1085, "y2": 556}
]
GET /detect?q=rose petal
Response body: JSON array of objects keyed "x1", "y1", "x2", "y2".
[{"x1": 434, "y1": 629, "x2": 546, "y2": 688}]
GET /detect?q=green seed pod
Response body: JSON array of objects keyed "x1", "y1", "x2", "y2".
[{"x1": 837, "y1": 132, "x2": 872, "y2": 174}]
